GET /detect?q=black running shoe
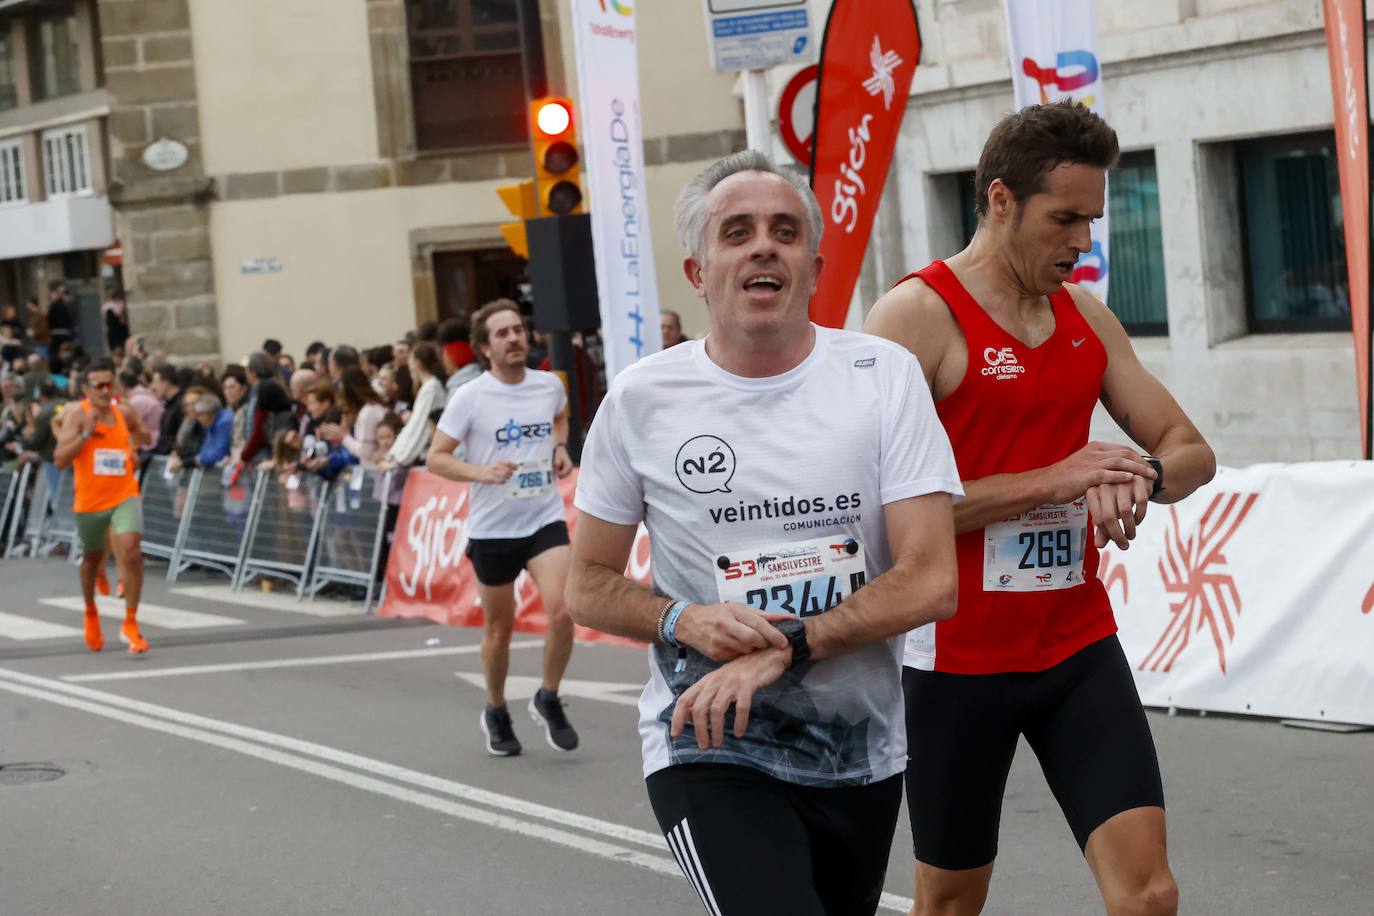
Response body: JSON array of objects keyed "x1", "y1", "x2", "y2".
[
  {"x1": 480, "y1": 705, "x2": 521, "y2": 757},
  {"x1": 528, "y1": 689, "x2": 579, "y2": 751}
]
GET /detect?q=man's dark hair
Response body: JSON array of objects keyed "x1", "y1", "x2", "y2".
[
  {"x1": 247, "y1": 351, "x2": 277, "y2": 381},
  {"x1": 85, "y1": 356, "x2": 116, "y2": 377},
  {"x1": 221, "y1": 364, "x2": 248, "y2": 388},
  {"x1": 973, "y1": 100, "x2": 1119, "y2": 219},
  {"x1": 436, "y1": 317, "x2": 471, "y2": 346},
  {"x1": 123, "y1": 354, "x2": 144, "y2": 378},
  {"x1": 416, "y1": 321, "x2": 438, "y2": 342},
  {"x1": 262, "y1": 338, "x2": 283, "y2": 357},
  {"x1": 368, "y1": 344, "x2": 394, "y2": 368},
  {"x1": 118, "y1": 369, "x2": 140, "y2": 390},
  {"x1": 330, "y1": 345, "x2": 360, "y2": 371},
  {"x1": 305, "y1": 341, "x2": 326, "y2": 358},
  {"x1": 153, "y1": 364, "x2": 181, "y2": 388}
]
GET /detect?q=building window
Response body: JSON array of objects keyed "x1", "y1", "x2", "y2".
[
  {"x1": 954, "y1": 156, "x2": 1168, "y2": 335},
  {"x1": 406, "y1": 0, "x2": 528, "y2": 152},
  {"x1": 0, "y1": 139, "x2": 26, "y2": 205},
  {"x1": 0, "y1": 28, "x2": 18, "y2": 112},
  {"x1": 27, "y1": 11, "x2": 81, "y2": 103},
  {"x1": 1108, "y1": 151, "x2": 1168, "y2": 335},
  {"x1": 43, "y1": 125, "x2": 91, "y2": 197},
  {"x1": 1238, "y1": 131, "x2": 1351, "y2": 332}
]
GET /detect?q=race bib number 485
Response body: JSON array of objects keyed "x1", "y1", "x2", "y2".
[
  {"x1": 714, "y1": 535, "x2": 866, "y2": 617},
  {"x1": 93, "y1": 448, "x2": 127, "y2": 477},
  {"x1": 983, "y1": 500, "x2": 1087, "y2": 591}
]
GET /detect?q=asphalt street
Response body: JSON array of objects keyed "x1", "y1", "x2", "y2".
[{"x1": 0, "y1": 557, "x2": 1370, "y2": 916}]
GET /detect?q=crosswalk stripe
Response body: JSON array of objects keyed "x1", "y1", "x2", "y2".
[
  {"x1": 0, "y1": 611, "x2": 83, "y2": 641},
  {"x1": 40, "y1": 596, "x2": 244, "y2": 630},
  {"x1": 169, "y1": 585, "x2": 361, "y2": 617}
]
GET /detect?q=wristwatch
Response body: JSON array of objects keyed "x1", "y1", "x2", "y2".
[
  {"x1": 1143, "y1": 455, "x2": 1164, "y2": 499},
  {"x1": 772, "y1": 618, "x2": 811, "y2": 668}
]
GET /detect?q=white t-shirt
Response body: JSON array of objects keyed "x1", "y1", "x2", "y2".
[
  {"x1": 436, "y1": 370, "x2": 568, "y2": 539},
  {"x1": 574, "y1": 326, "x2": 962, "y2": 787}
]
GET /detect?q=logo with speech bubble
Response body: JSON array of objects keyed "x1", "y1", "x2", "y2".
[{"x1": 675, "y1": 435, "x2": 736, "y2": 495}]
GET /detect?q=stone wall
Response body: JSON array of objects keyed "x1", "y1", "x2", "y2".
[{"x1": 99, "y1": 0, "x2": 219, "y2": 360}]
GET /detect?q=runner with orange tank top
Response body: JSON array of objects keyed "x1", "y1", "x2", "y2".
[
  {"x1": 866, "y1": 102, "x2": 1217, "y2": 916},
  {"x1": 53, "y1": 357, "x2": 153, "y2": 654}
]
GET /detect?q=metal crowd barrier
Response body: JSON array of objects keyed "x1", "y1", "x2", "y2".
[
  {"x1": 4, "y1": 455, "x2": 400, "y2": 610},
  {"x1": 0, "y1": 464, "x2": 22, "y2": 555},
  {"x1": 169, "y1": 463, "x2": 253, "y2": 581},
  {"x1": 138, "y1": 455, "x2": 184, "y2": 561},
  {"x1": 307, "y1": 466, "x2": 393, "y2": 611},
  {"x1": 233, "y1": 468, "x2": 328, "y2": 597}
]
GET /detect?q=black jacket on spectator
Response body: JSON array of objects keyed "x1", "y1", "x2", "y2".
[
  {"x1": 239, "y1": 380, "x2": 292, "y2": 465},
  {"x1": 154, "y1": 390, "x2": 184, "y2": 456}
]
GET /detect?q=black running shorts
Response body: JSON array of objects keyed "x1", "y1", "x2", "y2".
[
  {"x1": 465, "y1": 521, "x2": 569, "y2": 587},
  {"x1": 904, "y1": 635, "x2": 1165, "y2": 870},
  {"x1": 646, "y1": 763, "x2": 903, "y2": 916}
]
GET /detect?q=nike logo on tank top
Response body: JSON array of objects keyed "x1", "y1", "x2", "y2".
[{"x1": 899, "y1": 260, "x2": 1118, "y2": 674}]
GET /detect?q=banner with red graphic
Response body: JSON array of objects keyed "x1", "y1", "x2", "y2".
[
  {"x1": 1003, "y1": 0, "x2": 1110, "y2": 302},
  {"x1": 1322, "y1": 0, "x2": 1373, "y2": 459},
  {"x1": 808, "y1": 0, "x2": 920, "y2": 328},
  {"x1": 378, "y1": 468, "x2": 646, "y2": 646},
  {"x1": 1103, "y1": 462, "x2": 1374, "y2": 726}
]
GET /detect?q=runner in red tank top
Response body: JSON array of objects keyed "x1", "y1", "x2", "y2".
[{"x1": 866, "y1": 102, "x2": 1216, "y2": 916}]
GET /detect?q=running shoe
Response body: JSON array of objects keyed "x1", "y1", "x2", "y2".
[
  {"x1": 84, "y1": 613, "x2": 104, "y2": 652},
  {"x1": 119, "y1": 621, "x2": 148, "y2": 655},
  {"x1": 480, "y1": 705, "x2": 522, "y2": 757},
  {"x1": 529, "y1": 689, "x2": 579, "y2": 752}
]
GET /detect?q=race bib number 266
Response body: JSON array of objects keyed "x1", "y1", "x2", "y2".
[{"x1": 714, "y1": 535, "x2": 866, "y2": 617}]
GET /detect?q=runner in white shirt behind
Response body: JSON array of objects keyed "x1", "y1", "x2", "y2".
[
  {"x1": 427, "y1": 298, "x2": 578, "y2": 756},
  {"x1": 566, "y1": 151, "x2": 963, "y2": 915}
]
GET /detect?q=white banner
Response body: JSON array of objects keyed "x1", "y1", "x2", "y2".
[
  {"x1": 1002, "y1": 0, "x2": 1110, "y2": 302},
  {"x1": 571, "y1": 0, "x2": 662, "y2": 380},
  {"x1": 1104, "y1": 462, "x2": 1374, "y2": 726}
]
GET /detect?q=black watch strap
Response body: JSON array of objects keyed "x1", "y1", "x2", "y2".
[
  {"x1": 773, "y1": 618, "x2": 811, "y2": 668},
  {"x1": 1144, "y1": 456, "x2": 1164, "y2": 498}
]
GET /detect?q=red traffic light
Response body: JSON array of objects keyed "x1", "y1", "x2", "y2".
[{"x1": 535, "y1": 100, "x2": 573, "y2": 137}]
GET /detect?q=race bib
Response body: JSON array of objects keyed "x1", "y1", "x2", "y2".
[
  {"x1": 983, "y1": 499, "x2": 1088, "y2": 591},
  {"x1": 714, "y1": 535, "x2": 867, "y2": 617},
  {"x1": 93, "y1": 448, "x2": 127, "y2": 477},
  {"x1": 505, "y1": 458, "x2": 553, "y2": 500}
]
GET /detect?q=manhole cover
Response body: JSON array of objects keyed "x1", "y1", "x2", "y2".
[{"x1": 0, "y1": 763, "x2": 65, "y2": 786}]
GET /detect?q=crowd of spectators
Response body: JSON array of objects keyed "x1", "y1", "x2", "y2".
[{"x1": 2, "y1": 292, "x2": 611, "y2": 580}]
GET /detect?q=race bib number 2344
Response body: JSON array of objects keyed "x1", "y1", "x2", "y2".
[{"x1": 713, "y1": 535, "x2": 866, "y2": 617}]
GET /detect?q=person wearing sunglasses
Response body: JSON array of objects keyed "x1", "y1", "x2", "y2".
[{"x1": 53, "y1": 357, "x2": 154, "y2": 654}]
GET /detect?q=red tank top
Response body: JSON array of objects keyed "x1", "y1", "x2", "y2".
[{"x1": 902, "y1": 260, "x2": 1116, "y2": 673}]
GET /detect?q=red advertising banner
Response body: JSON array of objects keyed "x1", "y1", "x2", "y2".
[
  {"x1": 1322, "y1": 0, "x2": 1374, "y2": 458},
  {"x1": 378, "y1": 468, "x2": 647, "y2": 645},
  {"x1": 808, "y1": 0, "x2": 921, "y2": 328}
]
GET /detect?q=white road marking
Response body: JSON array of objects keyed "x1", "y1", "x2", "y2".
[
  {"x1": 64, "y1": 640, "x2": 544, "y2": 683},
  {"x1": 169, "y1": 584, "x2": 362, "y2": 617},
  {"x1": 0, "y1": 611, "x2": 82, "y2": 641},
  {"x1": 0, "y1": 665, "x2": 916, "y2": 913},
  {"x1": 42, "y1": 596, "x2": 243, "y2": 630},
  {"x1": 456, "y1": 673, "x2": 643, "y2": 707}
]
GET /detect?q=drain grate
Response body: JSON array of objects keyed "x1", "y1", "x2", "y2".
[{"x1": 0, "y1": 763, "x2": 66, "y2": 786}]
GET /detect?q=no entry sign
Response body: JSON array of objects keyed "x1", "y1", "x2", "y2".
[{"x1": 777, "y1": 64, "x2": 818, "y2": 165}]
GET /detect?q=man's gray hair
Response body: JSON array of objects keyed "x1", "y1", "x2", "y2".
[
  {"x1": 193, "y1": 393, "x2": 222, "y2": 415},
  {"x1": 674, "y1": 150, "x2": 824, "y2": 261}
]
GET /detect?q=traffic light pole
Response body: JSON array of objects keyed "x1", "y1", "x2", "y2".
[{"x1": 516, "y1": 0, "x2": 548, "y2": 104}]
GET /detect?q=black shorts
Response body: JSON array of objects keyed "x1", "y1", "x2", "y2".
[
  {"x1": 904, "y1": 635, "x2": 1164, "y2": 870},
  {"x1": 646, "y1": 763, "x2": 902, "y2": 916},
  {"x1": 465, "y1": 521, "x2": 569, "y2": 587}
]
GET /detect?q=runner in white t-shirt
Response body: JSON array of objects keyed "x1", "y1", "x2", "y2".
[
  {"x1": 566, "y1": 152, "x2": 963, "y2": 916},
  {"x1": 427, "y1": 299, "x2": 578, "y2": 757}
]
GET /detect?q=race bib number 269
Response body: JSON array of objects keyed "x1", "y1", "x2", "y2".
[
  {"x1": 983, "y1": 499, "x2": 1088, "y2": 591},
  {"x1": 714, "y1": 535, "x2": 866, "y2": 617}
]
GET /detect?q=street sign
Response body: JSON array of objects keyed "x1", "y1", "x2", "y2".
[
  {"x1": 777, "y1": 64, "x2": 818, "y2": 165},
  {"x1": 701, "y1": 0, "x2": 814, "y2": 72}
]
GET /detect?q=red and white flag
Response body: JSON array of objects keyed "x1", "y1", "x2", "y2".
[{"x1": 807, "y1": 0, "x2": 921, "y2": 329}]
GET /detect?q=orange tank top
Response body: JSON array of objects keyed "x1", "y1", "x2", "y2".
[{"x1": 73, "y1": 399, "x2": 141, "y2": 513}]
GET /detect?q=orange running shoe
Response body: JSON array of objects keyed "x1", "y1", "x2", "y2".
[
  {"x1": 84, "y1": 612, "x2": 104, "y2": 652},
  {"x1": 119, "y1": 621, "x2": 148, "y2": 655},
  {"x1": 95, "y1": 567, "x2": 111, "y2": 596}
]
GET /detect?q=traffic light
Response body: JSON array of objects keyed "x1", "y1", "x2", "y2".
[
  {"x1": 530, "y1": 97, "x2": 583, "y2": 216},
  {"x1": 496, "y1": 179, "x2": 537, "y2": 258}
]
